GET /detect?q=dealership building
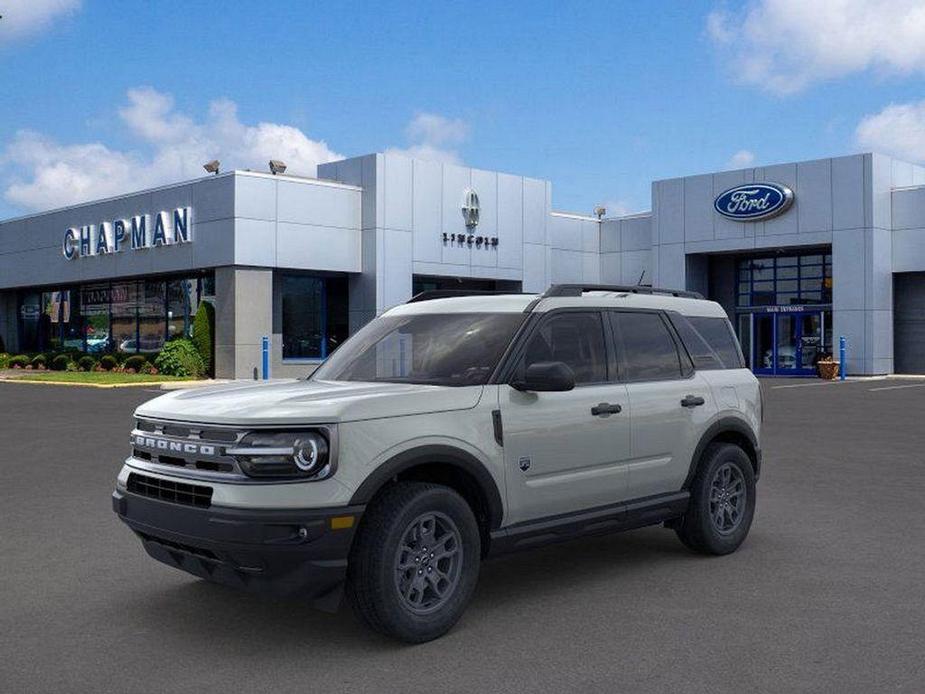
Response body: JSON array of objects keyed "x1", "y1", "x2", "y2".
[{"x1": 1, "y1": 150, "x2": 924, "y2": 378}]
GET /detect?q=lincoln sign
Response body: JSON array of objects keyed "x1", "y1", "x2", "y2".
[
  {"x1": 63, "y1": 206, "x2": 192, "y2": 260},
  {"x1": 714, "y1": 183, "x2": 794, "y2": 222}
]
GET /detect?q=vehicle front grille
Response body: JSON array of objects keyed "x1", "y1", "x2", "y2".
[
  {"x1": 127, "y1": 472, "x2": 213, "y2": 508},
  {"x1": 130, "y1": 418, "x2": 245, "y2": 478}
]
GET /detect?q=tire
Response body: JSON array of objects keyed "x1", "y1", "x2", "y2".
[
  {"x1": 675, "y1": 443, "x2": 756, "y2": 555},
  {"x1": 346, "y1": 481, "x2": 481, "y2": 643}
]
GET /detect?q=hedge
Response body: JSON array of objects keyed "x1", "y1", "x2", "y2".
[
  {"x1": 192, "y1": 301, "x2": 215, "y2": 377},
  {"x1": 9, "y1": 355, "x2": 29, "y2": 368},
  {"x1": 154, "y1": 339, "x2": 203, "y2": 378},
  {"x1": 124, "y1": 355, "x2": 149, "y2": 372},
  {"x1": 51, "y1": 354, "x2": 72, "y2": 371},
  {"x1": 99, "y1": 355, "x2": 118, "y2": 371}
]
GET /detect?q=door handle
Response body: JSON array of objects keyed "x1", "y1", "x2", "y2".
[
  {"x1": 591, "y1": 402, "x2": 622, "y2": 416},
  {"x1": 681, "y1": 395, "x2": 705, "y2": 408}
]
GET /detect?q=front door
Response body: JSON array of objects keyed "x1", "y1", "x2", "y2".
[
  {"x1": 500, "y1": 310, "x2": 631, "y2": 525},
  {"x1": 751, "y1": 311, "x2": 823, "y2": 376}
]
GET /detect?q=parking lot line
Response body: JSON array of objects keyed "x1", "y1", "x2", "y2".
[{"x1": 868, "y1": 383, "x2": 925, "y2": 391}]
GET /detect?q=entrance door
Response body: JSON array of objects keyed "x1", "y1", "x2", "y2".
[{"x1": 751, "y1": 311, "x2": 823, "y2": 376}]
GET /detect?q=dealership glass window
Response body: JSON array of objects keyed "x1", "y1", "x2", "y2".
[
  {"x1": 281, "y1": 274, "x2": 348, "y2": 360},
  {"x1": 138, "y1": 280, "x2": 167, "y2": 353},
  {"x1": 736, "y1": 252, "x2": 832, "y2": 307},
  {"x1": 111, "y1": 281, "x2": 139, "y2": 353},
  {"x1": 16, "y1": 272, "x2": 211, "y2": 355}
]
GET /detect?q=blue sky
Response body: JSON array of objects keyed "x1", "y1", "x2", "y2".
[{"x1": 2, "y1": 0, "x2": 925, "y2": 220}]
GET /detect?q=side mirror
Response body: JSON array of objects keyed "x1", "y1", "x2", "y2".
[{"x1": 512, "y1": 361, "x2": 575, "y2": 392}]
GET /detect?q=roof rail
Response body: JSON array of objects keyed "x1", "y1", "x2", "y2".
[
  {"x1": 541, "y1": 284, "x2": 704, "y2": 300},
  {"x1": 406, "y1": 289, "x2": 529, "y2": 304}
]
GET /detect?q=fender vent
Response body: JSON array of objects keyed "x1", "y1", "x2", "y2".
[{"x1": 127, "y1": 473, "x2": 213, "y2": 508}]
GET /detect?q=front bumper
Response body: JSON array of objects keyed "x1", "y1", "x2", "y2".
[{"x1": 112, "y1": 489, "x2": 364, "y2": 611}]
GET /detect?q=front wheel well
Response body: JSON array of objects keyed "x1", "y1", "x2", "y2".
[{"x1": 364, "y1": 462, "x2": 497, "y2": 557}]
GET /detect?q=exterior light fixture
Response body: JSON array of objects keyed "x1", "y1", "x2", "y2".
[
  {"x1": 594, "y1": 206, "x2": 606, "y2": 219},
  {"x1": 269, "y1": 160, "x2": 287, "y2": 175},
  {"x1": 203, "y1": 160, "x2": 220, "y2": 175}
]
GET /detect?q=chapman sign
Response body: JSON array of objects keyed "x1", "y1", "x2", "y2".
[
  {"x1": 714, "y1": 183, "x2": 794, "y2": 222},
  {"x1": 63, "y1": 207, "x2": 192, "y2": 260}
]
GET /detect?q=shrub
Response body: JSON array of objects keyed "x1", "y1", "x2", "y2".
[
  {"x1": 9, "y1": 354, "x2": 29, "y2": 369},
  {"x1": 51, "y1": 354, "x2": 72, "y2": 371},
  {"x1": 99, "y1": 354, "x2": 118, "y2": 371},
  {"x1": 154, "y1": 339, "x2": 203, "y2": 378},
  {"x1": 78, "y1": 356, "x2": 97, "y2": 372},
  {"x1": 0, "y1": 353, "x2": 8, "y2": 369},
  {"x1": 31, "y1": 354, "x2": 47, "y2": 369},
  {"x1": 66, "y1": 360, "x2": 80, "y2": 372},
  {"x1": 139, "y1": 362, "x2": 158, "y2": 375},
  {"x1": 124, "y1": 355, "x2": 148, "y2": 372},
  {"x1": 192, "y1": 301, "x2": 215, "y2": 377}
]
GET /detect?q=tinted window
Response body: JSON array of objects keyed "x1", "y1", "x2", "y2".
[
  {"x1": 612, "y1": 312, "x2": 682, "y2": 381},
  {"x1": 688, "y1": 316, "x2": 745, "y2": 369},
  {"x1": 670, "y1": 315, "x2": 724, "y2": 370},
  {"x1": 518, "y1": 312, "x2": 608, "y2": 385},
  {"x1": 312, "y1": 312, "x2": 524, "y2": 386}
]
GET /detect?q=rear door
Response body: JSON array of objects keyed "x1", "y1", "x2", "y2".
[
  {"x1": 609, "y1": 311, "x2": 716, "y2": 499},
  {"x1": 500, "y1": 310, "x2": 631, "y2": 525}
]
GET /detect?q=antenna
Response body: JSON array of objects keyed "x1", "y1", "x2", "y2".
[{"x1": 637, "y1": 269, "x2": 646, "y2": 285}]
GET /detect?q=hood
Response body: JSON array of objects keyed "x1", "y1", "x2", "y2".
[{"x1": 135, "y1": 379, "x2": 485, "y2": 426}]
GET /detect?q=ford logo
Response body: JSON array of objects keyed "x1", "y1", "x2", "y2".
[{"x1": 714, "y1": 183, "x2": 794, "y2": 221}]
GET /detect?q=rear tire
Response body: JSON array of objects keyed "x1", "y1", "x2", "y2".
[
  {"x1": 347, "y1": 481, "x2": 481, "y2": 643},
  {"x1": 675, "y1": 443, "x2": 756, "y2": 555}
]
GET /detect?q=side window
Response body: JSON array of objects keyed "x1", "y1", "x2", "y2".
[
  {"x1": 612, "y1": 312, "x2": 683, "y2": 381},
  {"x1": 688, "y1": 316, "x2": 745, "y2": 369},
  {"x1": 519, "y1": 312, "x2": 608, "y2": 385},
  {"x1": 669, "y1": 314, "x2": 725, "y2": 370}
]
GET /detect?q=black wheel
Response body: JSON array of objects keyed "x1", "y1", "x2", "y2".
[
  {"x1": 675, "y1": 443, "x2": 756, "y2": 555},
  {"x1": 346, "y1": 481, "x2": 481, "y2": 643}
]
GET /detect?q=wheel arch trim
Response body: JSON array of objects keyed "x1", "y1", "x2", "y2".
[
  {"x1": 349, "y1": 445, "x2": 505, "y2": 529},
  {"x1": 684, "y1": 417, "x2": 760, "y2": 488}
]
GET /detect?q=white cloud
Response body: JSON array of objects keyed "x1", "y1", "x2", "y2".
[
  {"x1": 386, "y1": 112, "x2": 468, "y2": 163},
  {"x1": 1, "y1": 86, "x2": 343, "y2": 211},
  {"x1": 727, "y1": 149, "x2": 755, "y2": 168},
  {"x1": 0, "y1": 0, "x2": 80, "y2": 42},
  {"x1": 707, "y1": 0, "x2": 925, "y2": 94},
  {"x1": 856, "y1": 100, "x2": 925, "y2": 161}
]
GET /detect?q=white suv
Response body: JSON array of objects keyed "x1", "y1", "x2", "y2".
[{"x1": 113, "y1": 284, "x2": 762, "y2": 642}]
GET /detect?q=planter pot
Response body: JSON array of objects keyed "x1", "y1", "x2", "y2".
[{"x1": 817, "y1": 361, "x2": 840, "y2": 380}]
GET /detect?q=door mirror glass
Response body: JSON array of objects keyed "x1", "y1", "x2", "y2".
[{"x1": 512, "y1": 361, "x2": 575, "y2": 392}]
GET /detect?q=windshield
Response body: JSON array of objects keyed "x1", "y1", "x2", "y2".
[{"x1": 312, "y1": 312, "x2": 526, "y2": 386}]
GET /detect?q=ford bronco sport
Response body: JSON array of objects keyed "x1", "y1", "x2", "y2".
[{"x1": 113, "y1": 284, "x2": 762, "y2": 643}]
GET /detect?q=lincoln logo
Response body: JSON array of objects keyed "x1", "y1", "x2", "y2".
[
  {"x1": 714, "y1": 183, "x2": 793, "y2": 221},
  {"x1": 461, "y1": 188, "x2": 480, "y2": 228}
]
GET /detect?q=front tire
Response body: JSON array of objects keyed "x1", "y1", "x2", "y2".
[
  {"x1": 347, "y1": 482, "x2": 481, "y2": 643},
  {"x1": 675, "y1": 443, "x2": 756, "y2": 555}
]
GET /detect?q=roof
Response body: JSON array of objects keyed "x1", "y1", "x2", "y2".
[{"x1": 387, "y1": 287, "x2": 728, "y2": 319}]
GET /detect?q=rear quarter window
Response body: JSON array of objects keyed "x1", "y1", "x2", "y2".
[{"x1": 672, "y1": 315, "x2": 745, "y2": 370}]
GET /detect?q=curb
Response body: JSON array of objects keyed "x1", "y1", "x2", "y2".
[{"x1": 0, "y1": 378, "x2": 210, "y2": 390}]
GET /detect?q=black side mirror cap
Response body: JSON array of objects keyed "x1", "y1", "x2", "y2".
[{"x1": 511, "y1": 361, "x2": 576, "y2": 392}]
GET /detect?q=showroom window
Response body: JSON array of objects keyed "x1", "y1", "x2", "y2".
[
  {"x1": 736, "y1": 252, "x2": 832, "y2": 307},
  {"x1": 281, "y1": 274, "x2": 348, "y2": 360},
  {"x1": 17, "y1": 273, "x2": 212, "y2": 354}
]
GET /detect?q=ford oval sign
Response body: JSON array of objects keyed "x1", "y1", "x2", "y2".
[{"x1": 714, "y1": 183, "x2": 794, "y2": 222}]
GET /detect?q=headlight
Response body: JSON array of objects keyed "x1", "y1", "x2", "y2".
[{"x1": 230, "y1": 430, "x2": 332, "y2": 480}]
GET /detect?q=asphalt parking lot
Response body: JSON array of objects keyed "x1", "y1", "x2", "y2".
[{"x1": 2, "y1": 379, "x2": 924, "y2": 693}]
